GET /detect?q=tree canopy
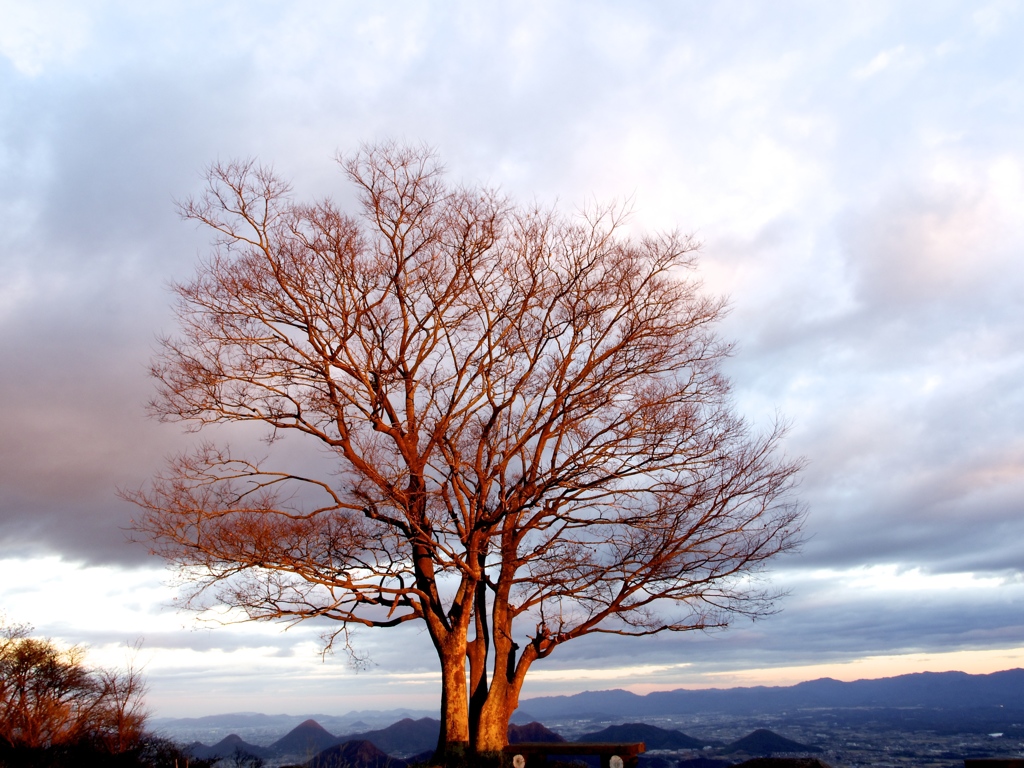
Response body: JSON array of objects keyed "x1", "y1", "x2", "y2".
[{"x1": 129, "y1": 141, "x2": 803, "y2": 761}]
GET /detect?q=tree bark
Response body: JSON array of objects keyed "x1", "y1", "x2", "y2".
[
  {"x1": 435, "y1": 648, "x2": 471, "y2": 760},
  {"x1": 472, "y1": 634, "x2": 536, "y2": 755}
]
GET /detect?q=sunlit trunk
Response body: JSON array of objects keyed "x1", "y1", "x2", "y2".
[
  {"x1": 413, "y1": 529, "x2": 473, "y2": 764},
  {"x1": 470, "y1": 588, "x2": 538, "y2": 757},
  {"x1": 473, "y1": 644, "x2": 536, "y2": 755},
  {"x1": 474, "y1": 696, "x2": 513, "y2": 756},
  {"x1": 436, "y1": 648, "x2": 471, "y2": 760}
]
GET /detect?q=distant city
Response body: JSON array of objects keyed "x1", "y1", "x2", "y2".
[{"x1": 151, "y1": 668, "x2": 1024, "y2": 767}]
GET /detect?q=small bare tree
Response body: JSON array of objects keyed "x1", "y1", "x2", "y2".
[
  {"x1": 0, "y1": 619, "x2": 148, "y2": 753},
  {"x1": 129, "y1": 142, "x2": 803, "y2": 762},
  {"x1": 95, "y1": 644, "x2": 149, "y2": 753},
  {"x1": 224, "y1": 746, "x2": 265, "y2": 768}
]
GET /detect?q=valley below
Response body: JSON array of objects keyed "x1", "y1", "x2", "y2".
[{"x1": 150, "y1": 669, "x2": 1024, "y2": 767}]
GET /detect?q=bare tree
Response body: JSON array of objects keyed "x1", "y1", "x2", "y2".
[
  {"x1": 128, "y1": 142, "x2": 803, "y2": 762},
  {"x1": 95, "y1": 643, "x2": 149, "y2": 753},
  {"x1": 223, "y1": 746, "x2": 265, "y2": 768},
  {"x1": 0, "y1": 619, "x2": 148, "y2": 753}
]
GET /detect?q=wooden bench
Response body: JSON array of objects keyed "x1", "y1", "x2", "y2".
[{"x1": 503, "y1": 741, "x2": 645, "y2": 768}]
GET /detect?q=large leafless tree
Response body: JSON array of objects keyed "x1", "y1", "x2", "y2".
[{"x1": 129, "y1": 142, "x2": 803, "y2": 761}]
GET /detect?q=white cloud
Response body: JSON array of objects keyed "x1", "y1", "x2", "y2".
[
  {"x1": 0, "y1": 0, "x2": 90, "y2": 76},
  {"x1": 972, "y1": 0, "x2": 1022, "y2": 37},
  {"x1": 852, "y1": 45, "x2": 906, "y2": 79}
]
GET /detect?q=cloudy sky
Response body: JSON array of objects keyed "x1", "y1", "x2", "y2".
[{"x1": 2, "y1": 1, "x2": 1023, "y2": 719}]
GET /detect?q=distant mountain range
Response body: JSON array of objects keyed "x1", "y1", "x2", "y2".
[
  {"x1": 515, "y1": 668, "x2": 1024, "y2": 719},
  {"x1": 184, "y1": 716, "x2": 442, "y2": 761},
  {"x1": 567, "y1": 723, "x2": 817, "y2": 756},
  {"x1": 185, "y1": 717, "x2": 822, "y2": 768},
  {"x1": 150, "y1": 707, "x2": 436, "y2": 741},
  {"x1": 156, "y1": 668, "x2": 1024, "y2": 745},
  {"x1": 161, "y1": 668, "x2": 1024, "y2": 765}
]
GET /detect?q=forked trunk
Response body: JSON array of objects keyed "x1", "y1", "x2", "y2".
[{"x1": 470, "y1": 626, "x2": 538, "y2": 757}]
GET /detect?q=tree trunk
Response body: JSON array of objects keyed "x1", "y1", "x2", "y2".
[
  {"x1": 472, "y1": 646, "x2": 536, "y2": 756},
  {"x1": 435, "y1": 647, "x2": 471, "y2": 762},
  {"x1": 467, "y1": 558, "x2": 491, "y2": 751},
  {"x1": 473, "y1": 695, "x2": 514, "y2": 756},
  {"x1": 470, "y1": 596, "x2": 538, "y2": 757},
  {"x1": 414, "y1": 533, "x2": 474, "y2": 765}
]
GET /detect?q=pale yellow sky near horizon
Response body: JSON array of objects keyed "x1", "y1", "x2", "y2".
[{"x1": 619, "y1": 646, "x2": 1024, "y2": 694}]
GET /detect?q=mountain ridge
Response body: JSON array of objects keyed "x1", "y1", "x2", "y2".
[
  {"x1": 270, "y1": 718, "x2": 342, "y2": 755},
  {"x1": 576, "y1": 723, "x2": 709, "y2": 750},
  {"x1": 725, "y1": 728, "x2": 821, "y2": 755},
  {"x1": 516, "y1": 668, "x2": 1024, "y2": 718},
  {"x1": 340, "y1": 716, "x2": 441, "y2": 757},
  {"x1": 158, "y1": 668, "x2": 1024, "y2": 747}
]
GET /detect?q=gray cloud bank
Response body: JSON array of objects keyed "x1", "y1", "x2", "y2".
[{"x1": 2, "y1": 0, "x2": 1023, "y2": 696}]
